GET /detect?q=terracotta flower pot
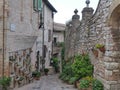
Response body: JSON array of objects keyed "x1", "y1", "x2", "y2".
[
  {"x1": 78, "y1": 86, "x2": 92, "y2": 90},
  {"x1": 99, "y1": 46, "x2": 105, "y2": 53},
  {"x1": 34, "y1": 77, "x2": 40, "y2": 80}
]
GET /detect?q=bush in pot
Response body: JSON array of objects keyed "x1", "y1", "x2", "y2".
[
  {"x1": 79, "y1": 76, "x2": 93, "y2": 90},
  {"x1": 44, "y1": 68, "x2": 49, "y2": 75},
  {"x1": 79, "y1": 79, "x2": 90, "y2": 89},
  {"x1": 72, "y1": 54, "x2": 93, "y2": 79},
  {"x1": 32, "y1": 71, "x2": 41, "y2": 80}
]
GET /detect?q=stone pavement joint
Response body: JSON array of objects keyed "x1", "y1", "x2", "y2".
[{"x1": 14, "y1": 74, "x2": 77, "y2": 90}]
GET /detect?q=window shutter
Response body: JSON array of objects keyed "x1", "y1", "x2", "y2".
[
  {"x1": 38, "y1": 0, "x2": 42, "y2": 11},
  {"x1": 33, "y1": 0, "x2": 38, "y2": 11}
]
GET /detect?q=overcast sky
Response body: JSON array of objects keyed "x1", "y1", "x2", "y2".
[{"x1": 49, "y1": 0, "x2": 99, "y2": 24}]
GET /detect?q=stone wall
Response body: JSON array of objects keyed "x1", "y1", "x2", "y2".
[
  {"x1": 0, "y1": 0, "x2": 4, "y2": 77},
  {"x1": 0, "y1": 0, "x2": 9, "y2": 76},
  {"x1": 65, "y1": 0, "x2": 120, "y2": 90}
]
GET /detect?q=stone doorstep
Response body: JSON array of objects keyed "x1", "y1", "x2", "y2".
[{"x1": 47, "y1": 67, "x2": 55, "y2": 75}]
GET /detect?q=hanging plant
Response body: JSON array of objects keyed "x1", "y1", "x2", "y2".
[{"x1": 95, "y1": 44, "x2": 105, "y2": 53}]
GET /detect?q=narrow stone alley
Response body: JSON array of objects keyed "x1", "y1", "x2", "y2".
[{"x1": 14, "y1": 74, "x2": 77, "y2": 90}]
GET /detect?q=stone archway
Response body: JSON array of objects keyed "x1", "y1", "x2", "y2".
[{"x1": 106, "y1": 3, "x2": 120, "y2": 90}]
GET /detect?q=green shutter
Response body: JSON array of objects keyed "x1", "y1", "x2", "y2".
[
  {"x1": 33, "y1": 0, "x2": 38, "y2": 11},
  {"x1": 38, "y1": 0, "x2": 42, "y2": 11}
]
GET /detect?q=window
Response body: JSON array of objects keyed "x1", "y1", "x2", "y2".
[
  {"x1": 33, "y1": 0, "x2": 42, "y2": 11},
  {"x1": 48, "y1": 30, "x2": 52, "y2": 42},
  {"x1": 54, "y1": 37, "x2": 57, "y2": 44}
]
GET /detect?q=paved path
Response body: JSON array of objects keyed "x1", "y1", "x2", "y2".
[{"x1": 14, "y1": 74, "x2": 77, "y2": 90}]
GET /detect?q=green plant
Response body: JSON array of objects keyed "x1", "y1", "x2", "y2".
[
  {"x1": 44, "y1": 68, "x2": 49, "y2": 75},
  {"x1": 69, "y1": 77, "x2": 78, "y2": 84},
  {"x1": 52, "y1": 57, "x2": 59, "y2": 73},
  {"x1": 92, "y1": 79, "x2": 104, "y2": 90},
  {"x1": 79, "y1": 79, "x2": 90, "y2": 88},
  {"x1": 79, "y1": 76, "x2": 94, "y2": 89},
  {"x1": 32, "y1": 71, "x2": 41, "y2": 77},
  {"x1": 84, "y1": 76, "x2": 94, "y2": 83},
  {"x1": 61, "y1": 43, "x2": 65, "y2": 71},
  {"x1": 72, "y1": 54, "x2": 93, "y2": 79},
  {"x1": 59, "y1": 61, "x2": 75, "y2": 82},
  {"x1": 56, "y1": 42, "x2": 64, "y2": 47},
  {"x1": 95, "y1": 44, "x2": 104, "y2": 49},
  {"x1": 19, "y1": 77, "x2": 24, "y2": 81},
  {"x1": 0, "y1": 76, "x2": 11, "y2": 90},
  {"x1": 36, "y1": 72, "x2": 41, "y2": 77},
  {"x1": 44, "y1": 68, "x2": 49, "y2": 72}
]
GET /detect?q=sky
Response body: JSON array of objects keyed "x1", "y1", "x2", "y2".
[{"x1": 49, "y1": 0, "x2": 99, "y2": 24}]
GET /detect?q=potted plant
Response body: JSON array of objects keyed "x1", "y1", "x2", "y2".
[
  {"x1": 44, "y1": 68, "x2": 49, "y2": 75},
  {"x1": 79, "y1": 76, "x2": 93, "y2": 90},
  {"x1": 95, "y1": 44, "x2": 105, "y2": 53},
  {"x1": 0, "y1": 76, "x2": 11, "y2": 90},
  {"x1": 32, "y1": 71, "x2": 41, "y2": 80},
  {"x1": 19, "y1": 76, "x2": 24, "y2": 81}
]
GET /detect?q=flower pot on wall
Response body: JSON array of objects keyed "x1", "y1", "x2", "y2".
[
  {"x1": 99, "y1": 46, "x2": 105, "y2": 53},
  {"x1": 95, "y1": 44, "x2": 105, "y2": 53}
]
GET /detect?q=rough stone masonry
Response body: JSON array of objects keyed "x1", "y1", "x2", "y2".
[{"x1": 65, "y1": 0, "x2": 120, "y2": 90}]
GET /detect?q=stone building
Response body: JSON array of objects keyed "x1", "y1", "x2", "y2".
[
  {"x1": 53, "y1": 22, "x2": 66, "y2": 55},
  {"x1": 0, "y1": 0, "x2": 56, "y2": 89},
  {"x1": 65, "y1": 0, "x2": 120, "y2": 90},
  {"x1": 53, "y1": 23, "x2": 66, "y2": 44},
  {"x1": 35, "y1": 0, "x2": 57, "y2": 74},
  {"x1": 53, "y1": 22, "x2": 66, "y2": 72}
]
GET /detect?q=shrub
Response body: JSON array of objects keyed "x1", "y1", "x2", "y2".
[
  {"x1": 0, "y1": 76, "x2": 11, "y2": 90},
  {"x1": 69, "y1": 77, "x2": 78, "y2": 84},
  {"x1": 92, "y1": 79, "x2": 104, "y2": 90},
  {"x1": 44, "y1": 68, "x2": 49, "y2": 75},
  {"x1": 32, "y1": 71, "x2": 41, "y2": 77},
  {"x1": 79, "y1": 76, "x2": 94, "y2": 89},
  {"x1": 60, "y1": 54, "x2": 94, "y2": 85},
  {"x1": 59, "y1": 61, "x2": 75, "y2": 82},
  {"x1": 79, "y1": 79, "x2": 90, "y2": 88},
  {"x1": 72, "y1": 54, "x2": 93, "y2": 79},
  {"x1": 52, "y1": 57, "x2": 59, "y2": 73}
]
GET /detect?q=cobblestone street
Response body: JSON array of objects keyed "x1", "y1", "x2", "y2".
[{"x1": 14, "y1": 74, "x2": 77, "y2": 90}]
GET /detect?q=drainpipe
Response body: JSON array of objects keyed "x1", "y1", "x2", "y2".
[
  {"x1": 42, "y1": 4, "x2": 45, "y2": 72},
  {"x1": 51, "y1": 14, "x2": 54, "y2": 57},
  {"x1": 2, "y1": 0, "x2": 5, "y2": 77}
]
